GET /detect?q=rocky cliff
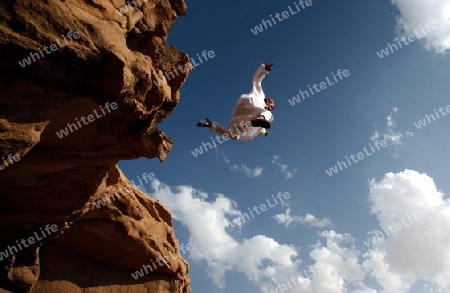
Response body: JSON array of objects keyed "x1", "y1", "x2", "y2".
[{"x1": 0, "y1": 0, "x2": 192, "y2": 292}]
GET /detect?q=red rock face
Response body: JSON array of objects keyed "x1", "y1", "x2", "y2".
[{"x1": 0, "y1": 0, "x2": 192, "y2": 292}]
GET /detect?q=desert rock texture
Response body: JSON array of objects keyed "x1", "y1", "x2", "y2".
[{"x1": 0, "y1": 0, "x2": 192, "y2": 292}]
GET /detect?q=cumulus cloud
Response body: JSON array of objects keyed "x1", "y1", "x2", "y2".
[
  {"x1": 150, "y1": 179, "x2": 303, "y2": 289},
  {"x1": 150, "y1": 180, "x2": 363, "y2": 293},
  {"x1": 309, "y1": 231, "x2": 365, "y2": 290},
  {"x1": 363, "y1": 169, "x2": 450, "y2": 292},
  {"x1": 148, "y1": 169, "x2": 450, "y2": 293},
  {"x1": 391, "y1": 0, "x2": 450, "y2": 53},
  {"x1": 272, "y1": 155, "x2": 298, "y2": 179},
  {"x1": 273, "y1": 208, "x2": 333, "y2": 228}
]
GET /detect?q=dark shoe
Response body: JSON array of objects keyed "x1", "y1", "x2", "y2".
[
  {"x1": 251, "y1": 118, "x2": 271, "y2": 129},
  {"x1": 197, "y1": 118, "x2": 212, "y2": 127}
]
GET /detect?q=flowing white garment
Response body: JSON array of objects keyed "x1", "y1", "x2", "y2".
[{"x1": 211, "y1": 64, "x2": 274, "y2": 141}]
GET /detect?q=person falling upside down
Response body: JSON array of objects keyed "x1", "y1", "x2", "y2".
[{"x1": 197, "y1": 62, "x2": 275, "y2": 141}]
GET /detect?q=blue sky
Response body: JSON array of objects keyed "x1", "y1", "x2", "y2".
[{"x1": 119, "y1": 0, "x2": 450, "y2": 292}]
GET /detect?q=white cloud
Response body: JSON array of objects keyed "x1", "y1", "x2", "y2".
[
  {"x1": 309, "y1": 231, "x2": 365, "y2": 288},
  {"x1": 371, "y1": 107, "x2": 412, "y2": 157},
  {"x1": 272, "y1": 155, "x2": 298, "y2": 179},
  {"x1": 384, "y1": 113, "x2": 402, "y2": 146},
  {"x1": 391, "y1": 0, "x2": 450, "y2": 53},
  {"x1": 150, "y1": 180, "x2": 303, "y2": 289},
  {"x1": 273, "y1": 208, "x2": 333, "y2": 229},
  {"x1": 370, "y1": 128, "x2": 380, "y2": 141},
  {"x1": 230, "y1": 164, "x2": 263, "y2": 177},
  {"x1": 216, "y1": 150, "x2": 263, "y2": 177},
  {"x1": 364, "y1": 169, "x2": 450, "y2": 292},
  {"x1": 147, "y1": 169, "x2": 450, "y2": 293},
  {"x1": 303, "y1": 214, "x2": 333, "y2": 228},
  {"x1": 150, "y1": 180, "x2": 362, "y2": 293}
]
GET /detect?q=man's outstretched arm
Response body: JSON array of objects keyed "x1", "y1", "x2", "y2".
[{"x1": 252, "y1": 62, "x2": 273, "y2": 94}]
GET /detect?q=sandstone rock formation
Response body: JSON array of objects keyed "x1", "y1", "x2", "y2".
[{"x1": 0, "y1": 0, "x2": 192, "y2": 292}]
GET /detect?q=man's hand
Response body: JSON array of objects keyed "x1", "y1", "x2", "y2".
[{"x1": 264, "y1": 62, "x2": 273, "y2": 72}]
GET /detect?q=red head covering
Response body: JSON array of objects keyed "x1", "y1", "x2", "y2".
[{"x1": 264, "y1": 96, "x2": 275, "y2": 109}]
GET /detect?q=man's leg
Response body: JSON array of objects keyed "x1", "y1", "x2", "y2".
[
  {"x1": 211, "y1": 122, "x2": 239, "y2": 140},
  {"x1": 228, "y1": 121, "x2": 250, "y2": 136},
  {"x1": 197, "y1": 118, "x2": 239, "y2": 140}
]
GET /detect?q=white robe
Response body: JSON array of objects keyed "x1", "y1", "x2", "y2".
[{"x1": 223, "y1": 64, "x2": 274, "y2": 141}]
